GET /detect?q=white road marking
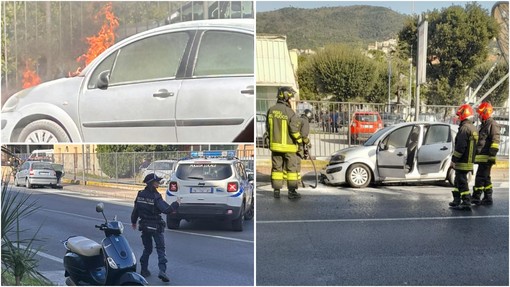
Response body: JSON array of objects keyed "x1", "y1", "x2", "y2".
[
  {"x1": 258, "y1": 214, "x2": 508, "y2": 224},
  {"x1": 169, "y1": 229, "x2": 254, "y2": 243}
]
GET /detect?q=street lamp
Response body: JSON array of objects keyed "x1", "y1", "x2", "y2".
[{"x1": 387, "y1": 50, "x2": 395, "y2": 113}]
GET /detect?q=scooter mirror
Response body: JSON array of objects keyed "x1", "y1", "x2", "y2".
[{"x1": 96, "y1": 203, "x2": 104, "y2": 213}]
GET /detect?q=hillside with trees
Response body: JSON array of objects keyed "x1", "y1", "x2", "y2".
[{"x1": 256, "y1": 5, "x2": 406, "y2": 49}]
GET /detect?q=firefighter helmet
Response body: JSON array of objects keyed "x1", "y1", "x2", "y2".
[
  {"x1": 302, "y1": 109, "x2": 313, "y2": 123},
  {"x1": 276, "y1": 87, "x2": 295, "y2": 102},
  {"x1": 477, "y1": 102, "x2": 493, "y2": 121},
  {"x1": 456, "y1": 104, "x2": 474, "y2": 122}
]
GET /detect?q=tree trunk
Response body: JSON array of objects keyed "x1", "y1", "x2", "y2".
[{"x1": 45, "y1": 2, "x2": 52, "y2": 81}]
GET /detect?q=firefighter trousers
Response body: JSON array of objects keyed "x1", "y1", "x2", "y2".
[{"x1": 271, "y1": 151, "x2": 299, "y2": 190}]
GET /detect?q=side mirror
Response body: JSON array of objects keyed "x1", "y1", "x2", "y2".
[
  {"x1": 96, "y1": 202, "x2": 104, "y2": 213},
  {"x1": 97, "y1": 70, "x2": 110, "y2": 90}
]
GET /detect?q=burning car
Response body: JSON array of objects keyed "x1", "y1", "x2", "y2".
[{"x1": 2, "y1": 19, "x2": 254, "y2": 143}]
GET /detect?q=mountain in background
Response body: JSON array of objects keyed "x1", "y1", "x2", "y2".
[{"x1": 256, "y1": 5, "x2": 408, "y2": 49}]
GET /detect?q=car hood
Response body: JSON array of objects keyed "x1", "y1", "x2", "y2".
[{"x1": 330, "y1": 145, "x2": 377, "y2": 162}]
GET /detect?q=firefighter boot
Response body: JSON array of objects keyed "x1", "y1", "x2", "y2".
[
  {"x1": 471, "y1": 187, "x2": 483, "y2": 206},
  {"x1": 288, "y1": 189, "x2": 301, "y2": 200},
  {"x1": 449, "y1": 191, "x2": 461, "y2": 207},
  {"x1": 455, "y1": 194, "x2": 472, "y2": 210},
  {"x1": 273, "y1": 189, "x2": 280, "y2": 199},
  {"x1": 481, "y1": 188, "x2": 493, "y2": 205}
]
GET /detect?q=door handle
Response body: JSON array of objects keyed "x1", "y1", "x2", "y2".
[
  {"x1": 397, "y1": 152, "x2": 404, "y2": 156},
  {"x1": 153, "y1": 89, "x2": 174, "y2": 98},
  {"x1": 241, "y1": 85, "x2": 254, "y2": 95},
  {"x1": 440, "y1": 146, "x2": 448, "y2": 151}
]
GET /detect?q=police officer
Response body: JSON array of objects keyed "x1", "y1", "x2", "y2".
[
  {"x1": 131, "y1": 173, "x2": 180, "y2": 282},
  {"x1": 472, "y1": 102, "x2": 500, "y2": 205},
  {"x1": 449, "y1": 104, "x2": 478, "y2": 210},
  {"x1": 266, "y1": 87, "x2": 307, "y2": 199},
  {"x1": 297, "y1": 109, "x2": 313, "y2": 185}
]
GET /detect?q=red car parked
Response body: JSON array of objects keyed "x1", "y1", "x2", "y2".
[{"x1": 350, "y1": 111, "x2": 383, "y2": 142}]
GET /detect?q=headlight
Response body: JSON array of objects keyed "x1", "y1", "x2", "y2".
[{"x1": 329, "y1": 154, "x2": 345, "y2": 165}]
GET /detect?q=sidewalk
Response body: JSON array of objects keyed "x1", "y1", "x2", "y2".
[{"x1": 59, "y1": 179, "x2": 166, "y2": 201}]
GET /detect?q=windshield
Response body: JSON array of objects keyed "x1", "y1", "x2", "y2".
[
  {"x1": 32, "y1": 162, "x2": 54, "y2": 170},
  {"x1": 150, "y1": 161, "x2": 174, "y2": 170},
  {"x1": 176, "y1": 163, "x2": 232, "y2": 180},
  {"x1": 364, "y1": 126, "x2": 393, "y2": 146},
  {"x1": 355, "y1": 114, "x2": 379, "y2": 122}
]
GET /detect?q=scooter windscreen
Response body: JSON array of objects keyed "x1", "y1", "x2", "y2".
[{"x1": 102, "y1": 235, "x2": 137, "y2": 270}]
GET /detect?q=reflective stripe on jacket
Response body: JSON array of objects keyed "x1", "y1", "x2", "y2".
[
  {"x1": 452, "y1": 119, "x2": 478, "y2": 171},
  {"x1": 475, "y1": 117, "x2": 500, "y2": 163},
  {"x1": 266, "y1": 102, "x2": 302, "y2": 153}
]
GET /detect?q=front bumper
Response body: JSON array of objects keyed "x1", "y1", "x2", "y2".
[
  {"x1": 321, "y1": 163, "x2": 348, "y2": 185},
  {"x1": 167, "y1": 203, "x2": 242, "y2": 220}
]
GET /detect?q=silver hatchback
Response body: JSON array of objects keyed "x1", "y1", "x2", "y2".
[
  {"x1": 2, "y1": 19, "x2": 254, "y2": 143},
  {"x1": 321, "y1": 122, "x2": 469, "y2": 188},
  {"x1": 14, "y1": 161, "x2": 57, "y2": 188}
]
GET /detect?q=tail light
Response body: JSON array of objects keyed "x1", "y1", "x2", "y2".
[
  {"x1": 227, "y1": 182, "x2": 238, "y2": 192},
  {"x1": 29, "y1": 168, "x2": 34, "y2": 176},
  {"x1": 169, "y1": 181, "x2": 178, "y2": 192}
]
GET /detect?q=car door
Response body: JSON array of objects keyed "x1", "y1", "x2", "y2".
[
  {"x1": 176, "y1": 28, "x2": 254, "y2": 142},
  {"x1": 17, "y1": 162, "x2": 29, "y2": 182},
  {"x1": 417, "y1": 124, "x2": 453, "y2": 174},
  {"x1": 377, "y1": 125, "x2": 413, "y2": 178},
  {"x1": 79, "y1": 31, "x2": 192, "y2": 142}
]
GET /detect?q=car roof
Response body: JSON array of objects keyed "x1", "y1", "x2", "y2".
[{"x1": 177, "y1": 158, "x2": 238, "y2": 164}]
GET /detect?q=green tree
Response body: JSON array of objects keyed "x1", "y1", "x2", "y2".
[
  {"x1": 470, "y1": 62, "x2": 509, "y2": 107},
  {"x1": 398, "y1": 3, "x2": 498, "y2": 105}
]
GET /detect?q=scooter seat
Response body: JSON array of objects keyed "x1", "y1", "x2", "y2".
[{"x1": 67, "y1": 236, "x2": 101, "y2": 257}]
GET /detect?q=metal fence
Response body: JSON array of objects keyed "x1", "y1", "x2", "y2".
[
  {"x1": 12, "y1": 149, "x2": 254, "y2": 186},
  {"x1": 256, "y1": 99, "x2": 509, "y2": 157}
]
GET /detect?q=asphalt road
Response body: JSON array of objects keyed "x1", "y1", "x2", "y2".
[
  {"x1": 8, "y1": 184, "x2": 254, "y2": 286},
  {"x1": 256, "y1": 179, "x2": 509, "y2": 286}
]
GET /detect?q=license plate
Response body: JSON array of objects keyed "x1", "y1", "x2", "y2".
[
  {"x1": 190, "y1": 187, "x2": 213, "y2": 193},
  {"x1": 363, "y1": 125, "x2": 373, "y2": 128},
  {"x1": 39, "y1": 172, "x2": 49, "y2": 175}
]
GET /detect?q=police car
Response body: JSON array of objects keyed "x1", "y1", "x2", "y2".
[{"x1": 165, "y1": 151, "x2": 254, "y2": 231}]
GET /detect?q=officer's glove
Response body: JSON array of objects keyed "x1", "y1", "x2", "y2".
[{"x1": 303, "y1": 137, "x2": 310, "y2": 145}]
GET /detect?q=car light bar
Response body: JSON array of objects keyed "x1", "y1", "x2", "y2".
[{"x1": 190, "y1": 150, "x2": 236, "y2": 159}]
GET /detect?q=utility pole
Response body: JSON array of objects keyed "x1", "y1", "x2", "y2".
[{"x1": 416, "y1": 14, "x2": 428, "y2": 121}]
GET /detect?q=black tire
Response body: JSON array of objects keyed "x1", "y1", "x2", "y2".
[
  {"x1": 166, "y1": 218, "x2": 180, "y2": 230},
  {"x1": 232, "y1": 205, "x2": 244, "y2": 231},
  {"x1": 346, "y1": 163, "x2": 371, "y2": 188},
  {"x1": 18, "y1": 119, "x2": 70, "y2": 143},
  {"x1": 244, "y1": 199, "x2": 254, "y2": 221}
]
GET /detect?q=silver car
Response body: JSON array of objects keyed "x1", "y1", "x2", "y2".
[
  {"x1": 14, "y1": 161, "x2": 57, "y2": 188},
  {"x1": 321, "y1": 122, "x2": 471, "y2": 188},
  {"x1": 141, "y1": 160, "x2": 176, "y2": 185},
  {"x1": 2, "y1": 19, "x2": 254, "y2": 143}
]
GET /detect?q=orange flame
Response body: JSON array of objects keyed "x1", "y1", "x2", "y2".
[
  {"x1": 22, "y1": 59, "x2": 41, "y2": 89},
  {"x1": 72, "y1": 2, "x2": 119, "y2": 75}
]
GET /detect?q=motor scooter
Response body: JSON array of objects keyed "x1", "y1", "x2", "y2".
[{"x1": 63, "y1": 203, "x2": 148, "y2": 286}]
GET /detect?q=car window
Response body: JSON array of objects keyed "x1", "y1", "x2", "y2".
[
  {"x1": 193, "y1": 30, "x2": 253, "y2": 76},
  {"x1": 109, "y1": 32, "x2": 189, "y2": 85},
  {"x1": 256, "y1": 114, "x2": 266, "y2": 122},
  {"x1": 88, "y1": 52, "x2": 117, "y2": 89},
  {"x1": 355, "y1": 114, "x2": 378, "y2": 122},
  {"x1": 176, "y1": 163, "x2": 232, "y2": 180},
  {"x1": 384, "y1": 126, "x2": 413, "y2": 148},
  {"x1": 153, "y1": 161, "x2": 174, "y2": 170},
  {"x1": 32, "y1": 162, "x2": 53, "y2": 170},
  {"x1": 424, "y1": 125, "x2": 451, "y2": 144},
  {"x1": 21, "y1": 162, "x2": 29, "y2": 170}
]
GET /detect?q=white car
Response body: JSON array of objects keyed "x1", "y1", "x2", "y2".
[
  {"x1": 165, "y1": 151, "x2": 254, "y2": 231},
  {"x1": 141, "y1": 160, "x2": 176, "y2": 185},
  {"x1": 2, "y1": 19, "x2": 254, "y2": 143},
  {"x1": 14, "y1": 161, "x2": 58, "y2": 188},
  {"x1": 321, "y1": 122, "x2": 475, "y2": 188}
]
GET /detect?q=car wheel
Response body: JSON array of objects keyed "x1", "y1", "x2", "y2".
[
  {"x1": 232, "y1": 205, "x2": 244, "y2": 231},
  {"x1": 25, "y1": 178, "x2": 32, "y2": 189},
  {"x1": 447, "y1": 167, "x2": 455, "y2": 187},
  {"x1": 244, "y1": 200, "x2": 254, "y2": 221},
  {"x1": 166, "y1": 217, "x2": 180, "y2": 230},
  {"x1": 18, "y1": 120, "x2": 70, "y2": 143},
  {"x1": 346, "y1": 163, "x2": 371, "y2": 188},
  {"x1": 14, "y1": 176, "x2": 19, "y2": 186}
]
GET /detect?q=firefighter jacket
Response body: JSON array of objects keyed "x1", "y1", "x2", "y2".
[
  {"x1": 452, "y1": 119, "x2": 478, "y2": 171},
  {"x1": 266, "y1": 101, "x2": 303, "y2": 153},
  {"x1": 475, "y1": 117, "x2": 500, "y2": 164},
  {"x1": 299, "y1": 115, "x2": 310, "y2": 138},
  {"x1": 131, "y1": 185, "x2": 179, "y2": 230}
]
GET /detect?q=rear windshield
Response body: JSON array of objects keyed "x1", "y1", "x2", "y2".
[
  {"x1": 355, "y1": 114, "x2": 379, "y2": 122},
  {"x1": 32, "y1": 162, "x2": 54, "y2": 170},
  {"x1": 176, "y1": 163, "x2": 232, "y2": 180}
]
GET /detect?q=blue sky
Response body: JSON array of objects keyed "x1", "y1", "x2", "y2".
[{"x1": 256, "y1": 1, "x2": 498, "y2": 15}]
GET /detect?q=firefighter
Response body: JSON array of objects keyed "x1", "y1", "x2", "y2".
[
  {"x1": 266, "y1": 87, "x2": 308, "y2": 199},
  {"x1": 131, "y1": 173, "x2": 180, "y2": 282},
  {"x1": 472, "y1": 102, "x2": 500, "y2": 205},
  {"x1": 297, "y1": 109, "x2": 313, "y2": 185},
  {"x1": 449, "y1": 104, "x2": 478, "y2": 210}
]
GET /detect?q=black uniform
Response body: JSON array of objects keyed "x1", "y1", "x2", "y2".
[
  {"x1": 473, "y1": 117, "x2": 500, "y2": 204},
  {"x1": 131, "y1": 185, "x2": 179, "y2": 276},
  {"x1": 450, "y1": 119, "x2": 478, "y2": 208},
  {"x1": 297, "y1": 114, "x2": 311, "y2": 182}
]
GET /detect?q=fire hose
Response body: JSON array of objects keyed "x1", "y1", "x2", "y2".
[{"x1": 301, "y1": 143, "x2": 318, "y2": 189}]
